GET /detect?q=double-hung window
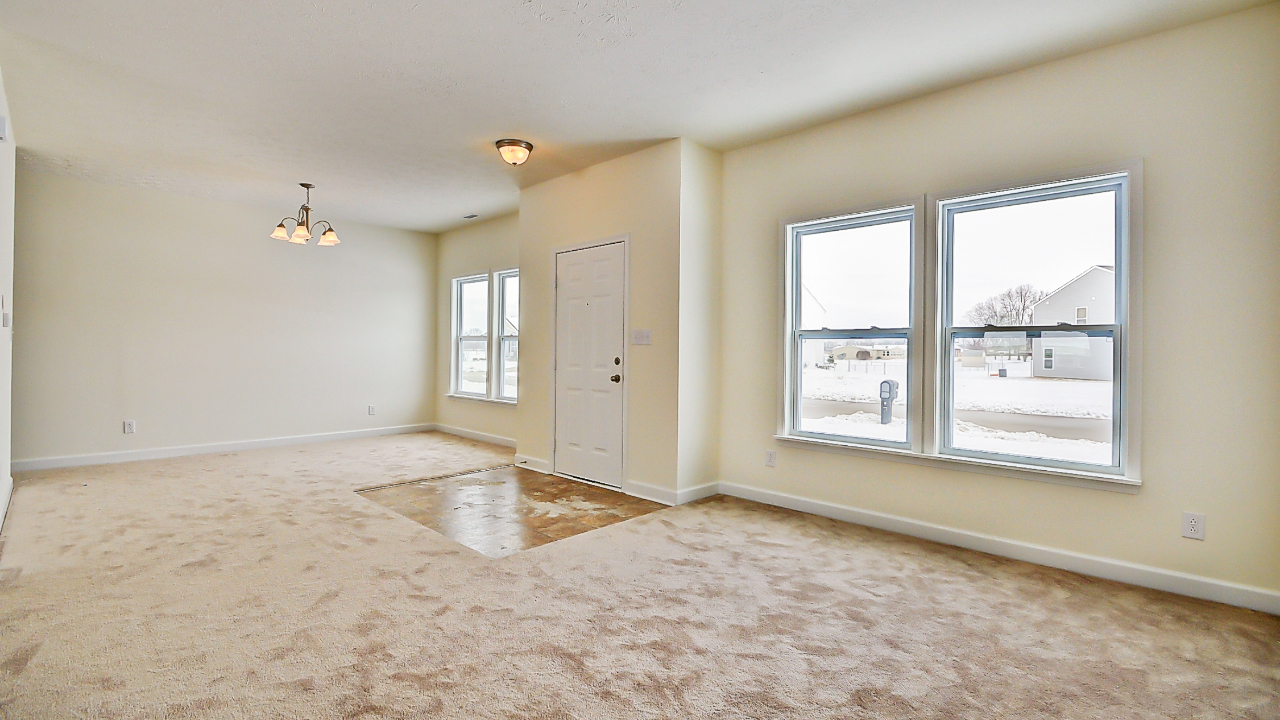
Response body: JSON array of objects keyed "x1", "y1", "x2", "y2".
[
  {"x1": 784, "y1": 170, "x2": 1135, "y2": 480},
  {"x1": 452, "y1": 269, "x2": 519, "y2": 401},
  {"x1": 786, "y1": 206, "x2": 915, "y2": 448},
  {"x1": 940, "y1": 174, "x2": 1127, "y2": 471},
  {"x1": 496, "y1": 270, "x2": 519, "y2": 400}
]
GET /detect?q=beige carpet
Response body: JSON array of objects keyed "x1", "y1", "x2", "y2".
[{"x1": 0, "y1": 432, "x2": 1276, "y2": 719}]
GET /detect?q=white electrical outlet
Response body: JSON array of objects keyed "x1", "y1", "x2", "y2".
[
  {"x1": 368, "y1": 405, "x2": 376, "y2": 416},
  {"x1": 123, "y1": 420, "x2": 136, "y2": 434},
  {"x1": 765, "y1": 450, "x2": 777, "y2": 468},
  {"x1": 1182, "y1": 512, "x2": 1205, "y2": 540}
]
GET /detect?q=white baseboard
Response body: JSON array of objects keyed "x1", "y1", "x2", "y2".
[
  {"x1": 0, "y1": 475, "x2": 11, "y2": 535},
  {"x1": 619, "y1": 480, "x2": 717, "y2": 506},
  {"x1": 623, "y1": 480, "x2": 677, "y2": 506},
  {"x1": 11, "y1": 423, "x2": 440, "y2": 473},
  {"x1": 717, "y1": 482, "x2": 1280, "y2": 616},
  {"x1": 433, "y1": 425, "x2": 516, "y2": 448},
  {"x1": 514, "y1": 454, "x2": 552, "y2": 474},
  {"x1": 676, "y1": 481, "x2": 720, "y2": 505}
]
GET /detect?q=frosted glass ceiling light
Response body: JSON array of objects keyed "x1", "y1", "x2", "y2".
[
  {"x1": 495, "y1": 139, "x2": 533, "y2": 166},
  {"x1": 271, "y1": 183, "x2": 339, "y2": 248}
]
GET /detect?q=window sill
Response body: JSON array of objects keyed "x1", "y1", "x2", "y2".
[
  {"x1": 773, "y1": 433, "x2": 1140, "y2": 494},
  {"x1": 445, "y1": 394, "x2": 517, "y2": 406}
]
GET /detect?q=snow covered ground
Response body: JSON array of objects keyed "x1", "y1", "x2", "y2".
[
  {"x1": 802, "y1": 412, "x2": 907, "y2": 443},
  {"x1": 954, "y1": 366, "x2": 1111, "y2": 419},
  {"x1": 802, "y1": 362, "x2": 1112, "y2": 419},
  {"x1": 802, "y1": 413, "x2": 1112, "y2": 465},
  {"x1": 802, "y1": 362, "x2": 908, "y2": 405},
  {"x1": 950, "y1": 420, "x2": 1112, "y2": 465}
]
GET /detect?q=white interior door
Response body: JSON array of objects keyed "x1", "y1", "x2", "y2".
[{"x1": 554, "y1": 242, "x2": 625, "y2": 487}]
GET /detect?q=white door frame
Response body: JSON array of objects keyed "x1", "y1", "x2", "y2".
[{"x1": 549, "y1": 234, "x2": 629, "y2": 487}]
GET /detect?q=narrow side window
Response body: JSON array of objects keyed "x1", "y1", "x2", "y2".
[
  {"x1": 453, "y1": 275, "x2": 490, "y2": 396},
  {"x1": 496, "y1": 270, "x2": 520, "y2": 400}
]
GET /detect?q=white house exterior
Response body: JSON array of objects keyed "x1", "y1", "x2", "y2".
[
  {"x1": 1030, "y1": 266, "x2": 1115, "y2": 381},
  {"x1": 829, "y1": 344, "x2": 906, "y2": 361}
]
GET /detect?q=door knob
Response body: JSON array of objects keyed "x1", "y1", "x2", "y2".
[{"x1": 610, "y1": 374, "x2": 621, "y2": 383}]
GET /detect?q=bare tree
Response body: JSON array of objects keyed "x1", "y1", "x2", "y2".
[{"x1": 964, "y1": 284, "x2": 1047, "y2": 326}]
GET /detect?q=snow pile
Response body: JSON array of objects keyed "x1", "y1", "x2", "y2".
[
  {"x1": 801, "y1": 412, "x2": 906, "y2": 442},
  {"x1": 802, "y1": 414, "x2": 1112, "y2": 465},
  {"x1": 950, "y1": 421, "x2": 1111, "y2": 465}
]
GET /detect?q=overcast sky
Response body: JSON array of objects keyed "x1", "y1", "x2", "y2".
[
  {"x1": 460, "y1": 278, "x2": 489, "y2": 335},
  {"x1": 801, "y1": 220, "x2": 911, "y2": 330},
  {"x1": 800, "y1": 191, "x2": 1116, "y2": 330},
  {"x1": 951, "y1": 191, "x2": 1116, "y2": 323}
]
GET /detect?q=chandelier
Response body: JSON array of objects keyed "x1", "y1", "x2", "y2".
[{"x1": 270, "y1": 183, "x2": 340, "y2": 246}]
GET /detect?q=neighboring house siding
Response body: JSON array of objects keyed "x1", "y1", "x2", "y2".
[{"x1": 1031, "y1": 267, "x2": 1115, "y2": 381}]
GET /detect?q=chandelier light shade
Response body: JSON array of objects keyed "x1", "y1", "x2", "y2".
[
  {"x1": 271, "y1": 183, "x2": 339, "y2": 247},
  {"x1": 495, "y1": 138, "x2": 533, "y2": 166}
]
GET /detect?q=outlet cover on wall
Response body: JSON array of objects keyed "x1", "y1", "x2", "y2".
[
  {"x1": 631, "y1": 329, "x2": 652, "y2": 345},
  {"x1": 368, "y1": 405, "x2": 376, "y2": 416},
  {"x1": 765, "y1": 450, "x2": 777, "y2": 468},
  {"x1": 123, "y1": 420, "x2": 136, "y2": 434},
  {"x1": 1182, "y1": 512, "x2": 1206, "y2": 540}
]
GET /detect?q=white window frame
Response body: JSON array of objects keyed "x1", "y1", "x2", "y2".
[
  {"x1": 450, "y1": 269, "x2": 519, "y2": 403},
  {"x1": 1075, "y1": 306, "x2": 1088, "y2": 324},
  {"x1": 778, "y1": 163, "x2": 1143, "y2": 491},
  {"x1": 496, "y1": 269, "x2": 520, "y2": 401},
  {"x1": 783, "y1": 204, "x2": 920, "y2": 451}
]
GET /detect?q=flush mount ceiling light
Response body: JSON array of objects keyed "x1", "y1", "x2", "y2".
[
  {"x1": 494, "y1": 139, "x2": 533, "y2": 166},
  {"x1": 270, "y1": 183, "x2": 340, "y2": 246}
]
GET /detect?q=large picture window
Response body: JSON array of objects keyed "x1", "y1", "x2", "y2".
[
  {"x1": 784, "y1": 170, "x2": 1135, "y2": 480},
  {"x1": 452, "y1": 270, "x2": 519, "y2": 401}
]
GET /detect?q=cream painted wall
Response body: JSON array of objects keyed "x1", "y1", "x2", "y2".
[
  {"x1": 0, "y1": 72, "x2": 15, "y2": 528},
  {"x1": 676, "y1": 141, "x2": 723, "y2": 492},
  {"x1": 435, "y1": 212, "x2": 519, "y2": 443},
  {"x1": 517, "y1": 140, "x2": 683, "y2": 493},
  {"x1": 13, "y1": 167, "x2": 438, "y2": 463},
  {"x1": 719, "y1": 5, "x2": 1280, "y2": 591}
]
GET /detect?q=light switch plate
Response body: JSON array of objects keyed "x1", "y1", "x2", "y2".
[{"x1": 631, "y1": 329, "x2": 652, "y2": 345}]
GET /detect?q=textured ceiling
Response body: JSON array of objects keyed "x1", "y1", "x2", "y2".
[{"x1": 0, "y1": 0, "x2": 1262, "y2": 232}]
